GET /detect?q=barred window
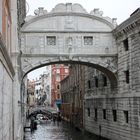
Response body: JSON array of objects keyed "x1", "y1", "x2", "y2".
[
  {"x1": 123, "y1": 38, "x2": 129, "y2": 51},
  {"x1": 94, "y1": 108, "x2": 97, "y2": 121},
  {"x1": 103, "y1": 109, "x2": 106, "y2": 119},
  {"x1": 87, "y1": 108, "x2": 90, "y2": 117},
  {"x1": 47, "y1": 36, "x2": 56, "y2": 45},
  {"x1": 112, "y1": 110, "x2": 117, "y2": 122},
  {"x1": 124, "y1": 70, "x2": 129, "y2": 84},
  {"x1": 84, "y1": 36, "x2": 93, "y2": 45},
  {"x1": 124, "y1": 111, "x2": 129, "y2": 123}
]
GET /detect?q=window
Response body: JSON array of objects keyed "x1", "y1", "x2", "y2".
[
  {"x1": 65, "y1": 69, "x2": 69, "y2": 73},
  {"x1": 95, "y1": 77, "x2": 98, "y2": 88},
  {"x1": 112, "y1": 110, "x2": 117, "y2": 122},
  {"x1": 56, "y1": 69, "x2": 60, "y2": 73},
  {"x1": 57, "y1": 85, "x2": 60, "y2": 89},
  {"x1": 56, "y1": 74, "x2": 60, "y2": 81},
  {"x1": 124, "y1": 111, "x2": 129, "y2": 123},
  {"x1": 123, "y1": 38, "x2": 129, "y2": 51},
  {"x1": 103, "y1": 109, "x2": 106, "y2": 119},
  {"x1": 47, "y1": 36, "x2": 56, "y2": 45},
  {"x1": 124, "y1": 70, "x2": 129, "y2": 84},
  {"x1": 94, "y1": 108, "x2": 97, "y2": 121},
  {"x1": 84, "y1": 36, "x2": 93, "y2": 45},
  {"x1": 103, "y1": 75, "x2": 107, "y2": 86},
  {"x1": 36, "y1": 90, "x2": 38, "y2": 94},
  {"x1": 87, "y1": 108, "x2": 90, "y2": 117},
  {"x1": 88, "y1": 80, "x2": 91, "y2": 89}
]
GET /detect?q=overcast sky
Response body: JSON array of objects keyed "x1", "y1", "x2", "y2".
[
  {"x1": 26, "y1": 0, "x2": 139, "y2": 80},
  {"x1": 26, "y1": 0, "x2": 139, "y2": 24}
]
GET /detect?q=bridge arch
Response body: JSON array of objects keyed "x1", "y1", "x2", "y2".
[{"x1": 23, "y1": 58, "x2": 117, "y2": 88}]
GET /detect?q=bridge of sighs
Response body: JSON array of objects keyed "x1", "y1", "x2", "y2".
[{"x1": 20, "y1": 3, "x2": 117, "y2": 88}]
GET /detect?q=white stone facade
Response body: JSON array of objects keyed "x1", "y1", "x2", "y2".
[
  {"x1": 0, "y1": 61, "x2": 13, "y2": 140},
  {"x1": 0, "y1": 0, "x2": 26, "y2": 140}
]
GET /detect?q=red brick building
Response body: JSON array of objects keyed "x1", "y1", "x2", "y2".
[{"x1": 51, "y1": 64, "x2": 69, "y2": 109}]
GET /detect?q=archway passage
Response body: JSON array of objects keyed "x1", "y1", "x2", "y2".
[{"x1": 23, "y1": 60, "x2": 117, "y2": 89}]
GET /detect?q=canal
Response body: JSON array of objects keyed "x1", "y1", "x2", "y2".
[{"x1": 24, "y1": 120, "x2": 107, "y2": 140}]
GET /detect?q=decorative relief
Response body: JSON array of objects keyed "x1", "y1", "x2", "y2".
[
  {"x1": 39, "y1": 37, "x2": 44, "y2": 47},
  {"x1": 66, "y1": 37, "x2": 73, "y2": 46},
  {"x1": 22, "y1": 58, "x2": 33, "y2": 69},
  {"x1": 104, "y1": 58, "x2": 117, "y2": 72},
  {"x1": 65, "y1": 16, "x2": 75, "y2": 29},
  {"x1": 76, "y1": 36, "x2": 82, "y2": 47},
  {"x1": 21, "y1": 36, "x2": 25, "y2": 51}
]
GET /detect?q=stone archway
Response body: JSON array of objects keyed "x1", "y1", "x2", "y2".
[{"x1": 22, "y1": 58, "x2": 117, "y2": 88}]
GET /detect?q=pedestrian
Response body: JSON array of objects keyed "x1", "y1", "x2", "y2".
[
  {"x1": 53, "y1": 115, "x2": 56, "y2": 123},
  {"x1": 30, "y1": 116, "x2": 35, "y2": 132}
]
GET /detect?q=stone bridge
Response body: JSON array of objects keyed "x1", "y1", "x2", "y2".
[
  {"x1": 28, "y1": 106, "x2": 58, "y2": 118},
  {"x1": 21, "y1": 3, "x2": 118, "y2": 87}
]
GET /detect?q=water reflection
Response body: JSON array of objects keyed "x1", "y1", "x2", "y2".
[{"x1": 24, "y1": 121, "x2": 103, "y2": 140}]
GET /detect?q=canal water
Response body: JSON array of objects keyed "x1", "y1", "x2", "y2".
[{"x1": 24, "y1": 120, "x2": 106, "y2": 140}]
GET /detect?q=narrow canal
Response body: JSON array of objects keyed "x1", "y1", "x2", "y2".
[{"x1": 24, "y1": 120, "x2": 107, "y2": 140}]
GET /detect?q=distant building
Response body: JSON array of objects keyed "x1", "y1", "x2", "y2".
[
  {"x1": 51, "y1": 64, "x2": 69, "y2": 109},
  {"x1": 61, "y1": 64, "x2": 85, "y2": 129},
  {"x1": 33, "y1": 66, "x2": 52, "y2": 106},
  {"x1": 27, "y1": 79, "x2": 36, "y2": 107},
  {"x1": 43, "y1": 66, "x2": 52, "y2": 106},
  {"x1": 35, "y1": 77, "x2": 43, "y2": 105}
]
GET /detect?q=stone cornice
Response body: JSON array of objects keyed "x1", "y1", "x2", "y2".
[
  {"x1": 22, "y1": 12, "x2": 115, "y2": 31},
  {"x1": 0, "y1": 33, "x2": 15, "y2": 76},
  {"x1": 113, "y1": 9, "x2": 140, "y2": 38},
  {"x1": 21, "y1": 30, "x2": 112, "y2": 34}
]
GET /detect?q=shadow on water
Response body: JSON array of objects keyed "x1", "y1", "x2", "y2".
[{"x1": 24, "y1": 120, "x2": 109, "y2": 140}]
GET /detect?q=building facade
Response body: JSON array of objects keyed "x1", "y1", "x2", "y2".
[
  {"x1": 33, "y1": 66, "x2": 52, "y2": 106},
  {"x1": 84, "y1": 8, "x2": 140, "y2": 140},
  {"x1": 51, "y1": 64, "x2": 69, "y2": 109},
  {"x1": 27, "y1": 79, "x2": 35, "y2": 107},
  {"x1": 0, "y1": 0, "x2": 26, "y2": 140},
  {"x1": 61, "y1": 64, "x2": 85, "y2": 129},
  {"x1": 43, "y1": 66, "x2": 52, "y2": 106}
]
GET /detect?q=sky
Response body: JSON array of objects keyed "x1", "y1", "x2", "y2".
[
  {"x1": 26, "y1": 0, "x2": 139, "y2": 80},
  {"x1": 28, "y1": 67, "x2": 47, "y2": 80},
  {"x1": 26, "y1": 0, "x2": 140, "y2": 24}
]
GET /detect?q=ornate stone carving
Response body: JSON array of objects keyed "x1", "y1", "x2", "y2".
[
  {"x1": 66, "y1": 37, "x2": 73, "y2": 46},
  {"x1": 34, "y1": 7, "x2": 47, "y2": 16}
]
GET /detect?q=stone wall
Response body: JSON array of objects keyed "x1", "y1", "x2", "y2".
[
  {"x1": 0, "y1": 61, "x2": 13, "y2": 140},
  {"x1": 84, "y1": 8, "x2": 140, "y2": 140},
  {"x1": 85, "y1": 97, "x2": 140, "y2": 140},
  {"x1": 0, "y1": 36, "x2": 14, "y2": 140},
  {"x1": 61, "y1": 64, "x2": 85, "y2": 129}
]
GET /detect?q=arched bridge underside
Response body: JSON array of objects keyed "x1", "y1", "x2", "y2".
[
  {"x1": 28, "y1": 109, "x2": 52, "y2": 119},
  {"x1": 21, "y1": 3, "x2": 118, "y2": 88},
  {"x1": 28, "y1": 106, "x2": 57, "y2": 118}
]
